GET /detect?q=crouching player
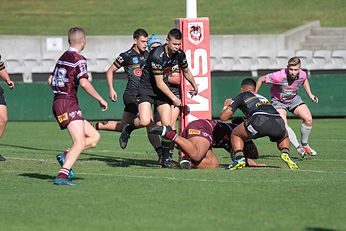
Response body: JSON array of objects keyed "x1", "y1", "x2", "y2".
[
  {"x1": 49, "y1": 27, "x2": 108, "y2": 186},
  {"x1": 220, "y1": 78, "x2": 298, "y2": 170},
  {"x1": 150, "y1": 119, "x2": 265, "y2": 169}
]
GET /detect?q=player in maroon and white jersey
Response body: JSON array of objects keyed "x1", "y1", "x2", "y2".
[
  {"x1": 0, "y1": 55, "x2": 15, "y2": 161},
  {"x1": 49, "y1": 27, "x2": 108, "y2": 186},
  {"x1": 149, "y1": 118, "x2": 265, "y2": 169}
]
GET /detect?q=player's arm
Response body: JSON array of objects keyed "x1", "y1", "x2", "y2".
[
  {"x1": 255, "y1": 75, "x2": 266, "y2": 93},
  {"x1": 106, "y1": 63, "x2": 119, "y2": 102},
  {"x1": 79, "y1": 78, "x2": 108, "y2": 111},
  {"x1": 47, "y1": 75, "x2": 52, "y2": 85},
  {"x1": 0, "y1": 68, "x2": 14, "y2": 90},
  {"x1": 219, "y1": 98, "x2": 234, "y2": 121},
  {"x1": 181, "y1": 67, "x2": 198, "y2": 96},
  {"x1": 302, "y1": 78, "x2": 318, "y2": 103}
]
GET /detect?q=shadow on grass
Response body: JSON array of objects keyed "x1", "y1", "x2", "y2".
[
  {"x1": 0, "y1": 143, "x2": 61, "y2": 153},
  {"x1": 306, "y1": 227, "x2": 336, "y2": 231},
  {"x1": 18, "y1": 173, "x2": 84, "y2": 181},
  {"x1": 80, "y1": 153, "x2": 160, "y2": 168}
]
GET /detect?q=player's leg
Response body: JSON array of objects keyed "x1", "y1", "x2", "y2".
[
  {"x1": 84, "y1": 120, "x2": 101, "y2": 149},
  {"x1": 156, "y1": 103, "x2": 176, "y2": 167},
  {"x1": 226, "y1": 123, "x2": 247, "y2": 170},
  {"x1": 195, "y1": 149, "x2": 219, "y2": 169},
  {"x1": 293, "y1": 104, "x2": 316, "y2": 155},
  {"x1": 0, "y1": 104, "x2": 7, "y2": 161},
  {"x1": 278, "y1": 136, "x2": 299, "y2": 169},
  {"x1": 54, "y1": 120, "x2": 86, "y2": 186}
]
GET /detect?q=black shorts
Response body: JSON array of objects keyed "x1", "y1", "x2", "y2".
[
  {"x1": 123, "y1": 92, "x2": 139, "y2": 114},
  {"x1": 137, "y1": 92, "x2": 173, "y2": 107},
  {"x1": 169, "y1": 84, "x2": 181, "y2": 99},
  {"x1": 244, "y1": 114, "x2": 286, "y2": 142},
  {"x1": 0, "y1": 94, "x2": 6, "y2": 106}
]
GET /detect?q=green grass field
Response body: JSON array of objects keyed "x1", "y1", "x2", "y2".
[
  {"x1": 0, "y1": 119, "x2": 345, "y2": 230},
  {"x1": 1, "y1": 0, "x2": 346, "y2": 35}
]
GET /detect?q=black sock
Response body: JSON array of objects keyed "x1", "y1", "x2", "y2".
[
  {"x1": 162, "y1": 140, "x2": 172, "y2": 160},
  {"x1": 155, "y1": 147, "x2": 163, "y2": 157},
  {"x1": 233, "y1": 150, "x2": 244, "y2": 160},
  {"x1": 127, "y1": 121, "x2": 136, "y2": 133}
]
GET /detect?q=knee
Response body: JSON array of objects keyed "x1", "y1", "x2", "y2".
[
  {"x1": 90, "y1": 131, "x2": 101, "y2": 148},
  {"x1": 139, "y1": 118, "x2": 150, "y2": 127},
  {"x1": 303, "y1": 117, "x2": 313, "y2": 127}
]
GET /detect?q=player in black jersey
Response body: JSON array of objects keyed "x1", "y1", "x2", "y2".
[
  {"x1": 94, "y1": 29, "x2": 162, "y2": 158},
  {"x1": 220, "y1": 78, "x2": 299, "y2": 170},
  {"x1": 120, "y1": 28, "x2": 198, "y2": 168},
  {"x1": 0, "y1": 55, "x2": 15, "y2": 161}
]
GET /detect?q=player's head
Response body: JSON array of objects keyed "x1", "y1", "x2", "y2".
[
  {"x1": 287, "y1": 56, "x2": 301, "y2": 79},
  {"x1": 166, "y1": 28, "x2": 182, "y2": 53},
  {"x1": 68, "y1": 27, "x2": 86, "y2": 51},
  {"x1": 240, "y1": 78, "x2": 256, "y2": 92},
  {"x1": 133, "y1": 28, "x2": 148, "y2": 52},
  {"x1": 147, "y1": 34, "x2": 163, "y2": 51}
]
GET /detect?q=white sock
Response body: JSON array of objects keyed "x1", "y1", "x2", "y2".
[
  {"x1": 287, "y1": 126, "x2": 300, "y2": 149},
  {"x1": 300, "y1": 123, "x2": 312, "y2": 146}
]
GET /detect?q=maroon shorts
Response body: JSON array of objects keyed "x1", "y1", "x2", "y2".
[
  {"x1": 52, "y1": 98, "x2": 83, "y2": 129},
  {"x1": 181, "y1": 120, "x2": 214, "y2": 146}
]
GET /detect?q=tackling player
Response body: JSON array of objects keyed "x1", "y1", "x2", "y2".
[{"x1": 220, "y1": 78, "x2": 298, "y2": 170}]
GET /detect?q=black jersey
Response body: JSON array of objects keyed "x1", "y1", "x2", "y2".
[
  {"x1": 113, "y1": 45, "x2": 149, "y2": 94},
  {"x1": 230, "y1": 91, "x2": 279, "y2": 117},
  {"x1": 139, "y1": 44, "x2": 188, "y2": 96}
]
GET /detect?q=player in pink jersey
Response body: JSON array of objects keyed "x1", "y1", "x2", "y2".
[
  {"x1": 256, "y1": 57, "x2": 318, "y2": 158},
  {"x1": 49, "y1": 27, "x2": 108, "y2": 186}
]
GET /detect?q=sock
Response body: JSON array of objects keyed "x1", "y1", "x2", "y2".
[
  {"x1": 300, "y1": 123, "x2": 312, "y2": 146},
  {"x1": 127, "y1": 121, "x2": 136, "y2": 133},
  {"x1": 94, "y1": 122, "x2": 100, "y2": 130},
  {"x1": 165, "y1": 129, "x2": 177, "y2": 141},
  {"x1": 287, "y1": 126, "x2": 300, "y2": 149},
  {"x1": 57, "y1": 168, "x2": 70, "y2": 179},
  {"x1": 280, "y1": 148, "x2": 290, "y2": 155},
  {"x1": 162, "y1": 140, "x2": 173, "y2": 160},
  {"x1": 155, "y1": 147, "x2": 163, "y2": 157},
  {"x1": 233, "y1": 150, "x2": 244, "y2": 160},
  {"x1": 146, "y1": 120, "x2": 162, "y2": 150}
]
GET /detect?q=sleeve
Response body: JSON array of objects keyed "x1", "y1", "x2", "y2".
[
  {"x1": 0, "y1": 55, "x2": 5, "y2": 70},
  {"x1": 76, "y1": 59, "x2": 89, "y2": 80},
  {"x1": 229, "y1": 94, "x2": 242, "y2": 113},
  {"x1": 113, "y1": 52, "x2": 127, "y2": 69},
  {"x1": 151, "y1": 54, "x2": 164, "y2": 77},
  {"x1": 265, "y1": 70, "x2": 282, "y2": 84},
  {"x1": 178, "y1": 51, "x2": 188, "y2": 70}
]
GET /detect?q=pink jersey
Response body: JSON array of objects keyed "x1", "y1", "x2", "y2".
[
  {"x1": 51, "y1": 47, "x2": 89, "y2": 101},
  {"x1": 265, "y1": 68, "x2": 307, "y2": 103}
]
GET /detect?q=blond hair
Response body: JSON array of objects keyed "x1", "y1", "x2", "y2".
[{"x1": 287, "y1": 56, "x2": 301, "y2": 66}]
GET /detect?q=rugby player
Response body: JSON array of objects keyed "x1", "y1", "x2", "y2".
[
  {"x1": 256, "y1": 57, "x2": 318, "y2": 157},
  {"x1": 220, "y1": 78, "x2": 298, "y2": 170},
  {"x1": 119, "y1": 28, "x2": 198, "y2": 168},
  {"x1": 0, "y1": 55, "x2": 15, "y2": 161},
  {"x1": 49, "y1": 27, "x2": 108, "y2": 185}
]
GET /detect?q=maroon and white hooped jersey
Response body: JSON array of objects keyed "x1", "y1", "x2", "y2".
[{"x1": 50, "y1": 47, "x2": 89, "y2": 101}]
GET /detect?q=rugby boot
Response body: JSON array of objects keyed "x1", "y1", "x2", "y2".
[
  {"x1": 225, "y1": 157, "x2": 246, "y2": 171},
  {"x1": 161, "y1": 156, "x2": 178, "y2": 168},
  {"x1": 179, "y1": 159, "x2": 192, "y2": 169},
  {"x1": 0, "y1": 154, "x2": 5, "y2": 161},
  {"x1": 280, "y1": 153, "x2": 299, "y2": 169},
  {"x1": 53, "y1": 177, "x2": 77, "y2": 186},
  {"x1": 302, "y1": 144, "x2": 317, "y2": 156},
  {"x1": 56, "y1": 152, "x2": 75, "y2": 180},
  {"x1": 119, "y1": 124, "x2": 131, "y2": 149},
  {"x1": 296, "y1": 146, "x2": 307, "y2": 158}
]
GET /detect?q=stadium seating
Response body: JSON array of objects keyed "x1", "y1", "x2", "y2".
[
  {"x1": 269, "y1": 50, "x2": 295, "y2": 70},
  {"x1": 305, "y1": 50, "x2": 331, "y2": 70},
  {"x1": 324, "y1": 50, "x2": 346, "y2": 69}
]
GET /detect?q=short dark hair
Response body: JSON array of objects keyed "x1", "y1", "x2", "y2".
[
  {"x1": 133, "y1": 28, "x2": 148, "y2": 39},
  {"x1": 241, "y1": 78, "x2": 256, "y2": 88},
  {"x1": 167, "y1": 28, "x2": 182, "y2": 40}
]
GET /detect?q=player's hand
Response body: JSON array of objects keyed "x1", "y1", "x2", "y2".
[
  {"x1": 109, "y1": 89, "x2": 118, "y2": 102},
  {"x1": 99, "y1": 98, "x2": 108, "y2": 111},
  {"x1": 188, "y1": 89, "x2": 198, "y2": 98},
  {"x1": 173, "y1": 97, "x2": 182, "y2": 107},
  {"x1": 223, "y1": 98, "x2": 232, "y2": 107},
  {"x1": 7, "y1": 80, "x2": 14, "y2": 90},
  {"x1": 246, "y1": 158, "x2": 267, "y2": 167},
  {"x1": 311, "y1": 95, "x2": 318, "y2": 103}
]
